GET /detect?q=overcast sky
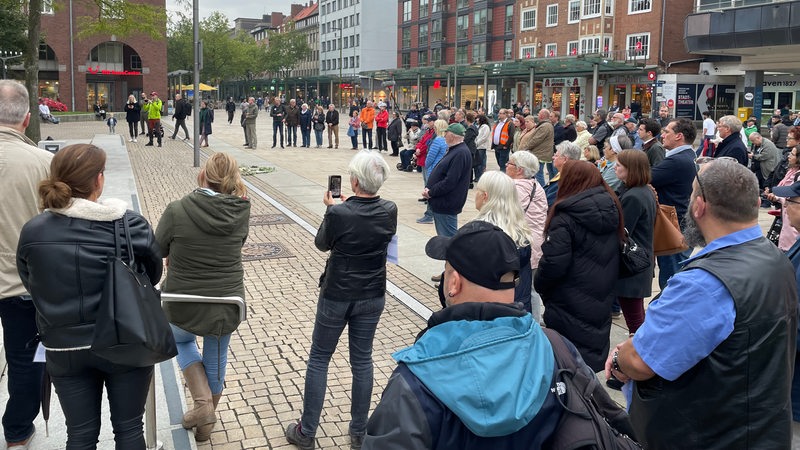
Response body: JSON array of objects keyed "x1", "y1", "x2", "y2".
[{"x1": 166, "y1": 0, "x2": 300, "y2": 27}]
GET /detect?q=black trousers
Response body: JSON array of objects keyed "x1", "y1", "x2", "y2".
[
  {"x1": 376, "y1": 127, "x2": 388, "y2": 150},
  {"x1": 47, "y1": 350, "x2": 153, "y2": 450},
  {"x1": 362, "y1": 128, "x2": 373, "y2": 149}
]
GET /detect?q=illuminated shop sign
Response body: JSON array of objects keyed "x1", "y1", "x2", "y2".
[{"x1": 87, "y1": 67, "x2": 141, "y2": 76}]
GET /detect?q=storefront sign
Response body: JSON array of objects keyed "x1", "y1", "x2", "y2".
[
  {"x1": 543, "y1": 78, "x2": 582, "y2": 88},
  {"x1": 87, "y1": 67, "x2": 141, "y2": 76},
  {"x1": 676, "y1": 83, "x2": 736, "y2": 120},
  {"x1": 676, "y1": 84, "x2": 697, "y2": 119}
]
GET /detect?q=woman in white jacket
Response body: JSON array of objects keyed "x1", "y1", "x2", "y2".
[{"x1": 474, "y1": 115, "x2": 492, "y2": 182}]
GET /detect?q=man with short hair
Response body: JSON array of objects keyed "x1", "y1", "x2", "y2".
[
  {"x1": 609, "y1": 113, "x2": 627, "y2": 138},
  {"x1": 748, "y1": 132, "x2": 781, "y2": 191},
  {"x1": 139, "y1": 92, "x2": 149, "y2": 135},
  {"x1": 225, "y1": 97, "x2": 236, "y2": 124},
  {"x1": 269, "y1": 97, "x2": 285, "y2": 148},
  {"x1": 562, "y1": 114, "x2": 577, "y2": 142},
  {"x1": 284, "y1": 99, "x2": 300, "y2": 147},
  {"x1": 142, "y1": 91, "x2": 163, "y2": 147},
  {"x1": 545, "y1": 141, "x2": 582, "y2": 205},
  {"x1": 491, "y1": 109, "x2": 515, "y2": 171},
  {"x1": 0, "y1": 80, "x2": 52, "y2": 449},
  {"x1": 607, "y1": 158, "x2": 796, "y2": 450},
  {"x1": 701, "y1": 111, "x2": 716, "y2": 156},
  {"x1": 624, "y1": 118, "x2": 642, "y2": 149},
  {"x1": 588, "y1": 109, "x2": 611, "y2": 148},
  {"x1": 772, "y1": 114, "x2": 790, "y2": 149},
  {"x1": 325, "y1": 103, "x2": 339, "y2": 149},
  {"x1": 244, "y1": 97, "x2": 258, "y2": 149},
  {"x1": 364, "y1": 221, "x2": 564, "y2": 449},
  {"x1": 423, "y1": 123, "x2": 473, "y2": 238},
  {"x1": 527, "y1": 109, "x2": 555, "y2": 186},
  {"x1": 551, "y1": 110, "x2": 565, "y2": 149},
  {"x1": 657, "y1": 105, "x2": 671, "y2": 129},
  {"x1": 359, "y1": 101, "x2": 375, "y2": 149},
  {"x1": 170, "y1": 93, "x2": 191, "y2": 140},
  {"x1": 638, "y1": 119, "x2": 665, "y2": 167},
  {"x1": 651, "y1": 118, "x2": 697, "y2": 289},
  {"x1": 713, "y1": 115, "x2": 748, "y2": 165}
]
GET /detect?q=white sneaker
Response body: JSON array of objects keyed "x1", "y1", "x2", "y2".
[{"x1": 133, "y1": 139, "x2": 137, "y2": 143}]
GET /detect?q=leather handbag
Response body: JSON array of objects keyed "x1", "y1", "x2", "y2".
[
  {"x1": 650, "y1": 185, "x2": 689, "y2": 256},
  {"x1": 91, "y1": 214, "x2": 177, "y2": 367},
  {"x1": 619, "y1": 229, "x2": 650, "y2": 278}
]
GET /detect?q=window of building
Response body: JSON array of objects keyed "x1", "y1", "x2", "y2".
[
  {"x1": 458, "y1": 0, "x2": 469, "y2": 8},
  {"x1": 629, "y1": 0, "x2": 651, "y2": 13},
  {"x1": 402, "y1": 27, "x2": 411, "y2": 48},
  {"x1": 456, "y1": 45, "x2": 467, "y2": 64},
  {"x1": 546, "y1": 4, "x2": 558, "y2": 27},
  {"x1": 457, "y1": 14, "x2": 469, "y2": 39},
  {"x1": 474, "y1": 9, "x2": 490, "y2": 36},
  {"x1": 504, "y1": 40, "x2": 512, "y2": 60},
  {"x1": 431, "y1": 48, "x2": 441, "y2": 65},
  {"x1": 403, "y1": 0, "x2": 412, "y2": 22},
  {"x1": 419, "y1": 23, "x2": 429, "y2": 46},
  {"x1": 420, "y1": 0, "x2": 429, "y2": 18},
  {"x1": 344, "y1": 16, "x2": 348, "y2": 27},
  {"x1": 89, "y1": 42, "x2": 123, "y2": 64},
  {"x1": 521, "y1": 8, "x2": 536, "y2": 30},
  {"x1": 545, "y1": 43, "x2": 557, "y2": 57},
  {"x1": 350, "y1": 56, "x2": 355, "y2": 67},
  {"x1": 567, "y1": 40, "x2": 579, "y2": 55},
  {"x1": 605, "y1": 0, "x2": 614, "y2": 15},
  {"x1": 432, "y1": 0, "x2": 443, "y2": 13},
  {"x1": 356, "y1": 13, "x2": 359, "y2": 24},
  {"x1": 627, "y1": 32, "x2": 649, "y2": 58},
  {"x1": 418, "y1": 50, "x2": 428, "y2": 66},
  {"x1": 343, "y1": 58, "x2": 348, "y2": 69},
  {"x1": 520, "y1": 45, "x2": 536, "y2": 59},
  {"x1": 603, "y1": 36, "x2": 612, "y2": 56},
  {"x1": 356, "y1": 34, "x2": 360, "y2": 46},
  {"x1": 472, "y1": 42, "x2": 486, "y2": 63},
  {"x1": 431, "y1": 18, "x2": 443, "y2": 41},
  {"x1": 402, "y1": 53, "x2": 411, "y2": 68},
  {"x1": 583, "y1": 0, "x2": 600, "y2": 17},
  {"x1": 568, "y1": 0, "x2": 580, "y2": 23},
  {"x1": 580, "y1": 37, "x2": 599, "y2": 54},
  {"x1": 42, "y1": 0, "x2": 53, "y2": 14},
  {"x1": 505, "y1": 5, "x2": 513, "y2": 33}
]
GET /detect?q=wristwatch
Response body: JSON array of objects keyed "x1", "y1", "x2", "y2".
[{"x1": 612, "y1": 351, "x2": 623, "y2": 373}]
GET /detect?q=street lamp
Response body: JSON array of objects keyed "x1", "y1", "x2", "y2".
[
  {"x1": 0, "y1": 51, "x2": 23, "y2": 80},
  {"x1": 331, "y1": 27, "x2": 343, "y2": 109}
]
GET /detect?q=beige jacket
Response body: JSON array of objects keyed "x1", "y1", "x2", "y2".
[
  {"x1": 518, "y1": 121, "x2": 554, "y2": 163},
  {"x1": 0, "y1": 126, "x2": 52, "y2": 298}
]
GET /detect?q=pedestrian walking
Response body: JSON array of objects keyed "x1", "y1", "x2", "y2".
[
  {"x1": 171, "y1": 93, "x2": 191, "y2": 140},
  {"x1": 198, "y1": 100, "x2": 214, "y2": 148},
  {"x1": 225, "y1": 97, "x2": 236, "y2": 124},
  {"x1": 125, "y1": 94, "x2": 141, "y2": 142}
]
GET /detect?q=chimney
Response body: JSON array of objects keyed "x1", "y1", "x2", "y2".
[{"x1": 291, "y1": 3, "x2": 304, "y2": 17}]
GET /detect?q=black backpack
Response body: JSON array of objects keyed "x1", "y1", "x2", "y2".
[{"x1": 542, "y1": 328, "x2": 642, "y2": 450}]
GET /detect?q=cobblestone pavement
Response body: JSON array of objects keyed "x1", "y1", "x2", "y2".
[{"x1": 32, "y1": 114, "x2": 779, "y2": 449}]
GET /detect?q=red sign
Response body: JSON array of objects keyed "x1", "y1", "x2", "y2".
[
  {"x1": 647, "y1": 71, "x2": 656, "y2": 81},
  {"x1": 667, "y1": 99, "x2": 675, "y2": 108},
  {"x1": 87, "y1": 67, "x2": 141, "y2": 76},
  {"x1": 433, "y1": 80, "x2": 441, "y2": 89}
]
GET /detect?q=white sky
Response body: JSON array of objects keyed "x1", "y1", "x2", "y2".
[{"x1": 166, "y1": 0, "x2": 300, "y2": 27}]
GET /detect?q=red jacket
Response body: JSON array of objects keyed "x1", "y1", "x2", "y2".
[
  {"x1": 375, "y1": 109, "x2": 389, "y2": 128},
  {"x1": 415, "y1": 128, "x2": 435, "y2": 167}
]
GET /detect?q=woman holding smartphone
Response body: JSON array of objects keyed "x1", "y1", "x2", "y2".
[{"x1": 286, "y1": 150, "x2": 397, "y2": 450}]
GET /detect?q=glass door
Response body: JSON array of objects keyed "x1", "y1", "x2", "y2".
[{"x1": 87, "y1": 82, "x2": 113, "y2": 112}]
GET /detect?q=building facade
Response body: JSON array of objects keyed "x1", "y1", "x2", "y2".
[
  {"x1": 290, "y1": 3, "x2": 320, "y2": 79},
  {"x1": 20, "y1": 0, "x2": 168, "y2": 113}
]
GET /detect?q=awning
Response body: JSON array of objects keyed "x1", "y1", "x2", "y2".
[{"x1": 179, "y1": 83, "x2": 218, "y2": 91}]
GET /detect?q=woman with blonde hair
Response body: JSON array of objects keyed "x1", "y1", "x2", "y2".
[
  {"x1": 425, "y1": 119, "x2": 449, "y2": 177},
  {"x1": 17, "y1": 144, "x2": 162, "y2": 448},
  {"x1": 156, "y1": 152, "x2": 250, "y2": 442},
  {"x1": 474, "y1": 170, "x2": 533, "y2": 310},
  {"x1": 583, "y1": 144, "x2": 601, "y2": 164},
  {"x1": 573, "y1": 120, "x2": 592, "y2": 152}
]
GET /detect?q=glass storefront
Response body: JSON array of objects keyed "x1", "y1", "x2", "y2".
[{"x1": 87, "y1": 82, "x2": 112, "y2": 111}]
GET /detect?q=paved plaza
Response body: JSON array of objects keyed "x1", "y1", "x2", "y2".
[{"x1": 0, "y1": 110, "x2": 780, "y2": 449}]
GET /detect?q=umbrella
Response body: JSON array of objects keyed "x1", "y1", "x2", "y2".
[
  {"x1": 179, "y1": 83, "x2": 218, "y2": 91},
  {"x1": 40, "y1": 366, "x2": 51, "y2": 436}
]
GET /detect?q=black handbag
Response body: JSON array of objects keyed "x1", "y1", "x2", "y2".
[
  {"x1": 91, "y1": 214, "x2": 177, "y2": 367},
  {"x1": 619, "y1": 229, "x2": 650, "y2": 278}
]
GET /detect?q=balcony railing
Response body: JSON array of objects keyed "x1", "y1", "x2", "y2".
[{"x1": 696, "y1": 0, "x2": 789, "y2": 12}]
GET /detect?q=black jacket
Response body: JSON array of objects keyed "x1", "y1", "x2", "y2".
[
  {"x1": 388, "y1": 117, "x2": 403, "y2": 141},
  {"x1": 427, "y1": 142, "x2": 473, "y2": 215},
  {"x1": 173, "y1": 98, "x2": 190, "y2": 120},
  {"x1": 270, "y1": 104, "x2": 286, "y2": 123},
  {"x1": 16, "y1": 198, "x2": 162, "y2": 350},
  {"x1": 713, "y1": 133, "x2": 748, "y2": 166},
  {"x1": 464, "y1": 123, "x2": 478, "y2": 158},
  {"x1": 325, "y1": 109, "x2": 339, "y2": 126},
  {"x1": 534, "y1": 186, "x2": 620, "y2": 371},
  {"x1": 614, "y1": 185, "x2": 656, "y2": 298},
  {"x1": 125, "y1": 101, "x2": 141, "y2": 123},
  {"x1": 563, "y1": 123, "x2": 577, "y2": 143},
  {"x1": 315, "y1": 196, "x2": 397, "y2": 302}
]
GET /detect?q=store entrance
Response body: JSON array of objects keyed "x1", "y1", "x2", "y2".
[{"x1": 87, "y1": 82, "x2": 113, "y2": 112}]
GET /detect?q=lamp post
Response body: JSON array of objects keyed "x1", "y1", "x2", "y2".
[
  {"x1": 331, "y1": 27, "x2": 343, "y2": 109},
  {"x1": 0, "y1": 51, "x2": 23, "y2": 80}
]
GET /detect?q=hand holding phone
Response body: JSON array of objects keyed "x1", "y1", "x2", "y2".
[{"x1": 328, "y1": 175, "x2": 342, "y2": 199}]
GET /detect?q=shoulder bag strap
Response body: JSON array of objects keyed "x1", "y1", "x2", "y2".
[
  {"x1": 121, "y1": 212, "x2": 135, "y2": 267},
  {"x1": 647, "y1": 184, "x2": 660, "y2": 206},
  {"x1": 113, "y1": 217, "x2": 122, "y2": 259},
  {"x1": 524, "y1": 181, "x2": 537, "y2": 213}
]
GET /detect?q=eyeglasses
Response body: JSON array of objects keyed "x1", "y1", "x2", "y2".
[
  {"x1": 694, "y1": 164, "x2": 708, "y2": 201},
  {"x1": 506, "y1": 162, "x2": 518, "y2": 167},
  {"x1": 786, "y1": 198, "x2": 800, "y2": 206}
]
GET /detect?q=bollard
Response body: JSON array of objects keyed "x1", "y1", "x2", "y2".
[{"x1": 145, "y1": 372, "x2": 162, "y2": 449}]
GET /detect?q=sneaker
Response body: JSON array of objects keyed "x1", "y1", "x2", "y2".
[
  {"x1": 417, "y1": 198, "x2": 427, "y2": 202},
  {"x1": 611, "y1": 311, "x2": 622, "y2": 318},
  {"x1": 184, "y1": 136, "x2": 191, "y2": 140},
  {"x1": 350, "y1": 434, "x2": 363, "y2": 450},
  {"x1": 416, "y1": 216, "x2": 434, "y2": 224},
  {"x1": 133, "y1": 139, "x2": 137, "y2": 143},
  {"x1": 145, "y1": 143, "x2": 153, "y2": 146},
  {"x1": 431, "y1": 274, "x2": 442, "y2": 282},
  {"x1": 7, "y1": 425, "x2": 35, "y2": 449},
  {"x1": 285, "y1": 421, "x2": 314, "y2": 450}
]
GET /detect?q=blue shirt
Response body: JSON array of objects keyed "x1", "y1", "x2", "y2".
[
  {"x1": 633, "y1": 225, "x2": 764, "y2": 381},
  {"x1": 664, "y1": 144, "x2": 694, "y2": 159}
]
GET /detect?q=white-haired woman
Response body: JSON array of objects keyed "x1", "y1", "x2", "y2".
[
  {"x1": 286, "y1": 150, "x2": 398, "y2": 450},
  {"x1": 506, "y1": 151, "x2": 547, "y2": 322},
  {"x1": 474, "y1": 170, "x2": 533, "y2": 311},
  {"x1": 573, "y1": 120, "x2": 592, "y2": 152}
]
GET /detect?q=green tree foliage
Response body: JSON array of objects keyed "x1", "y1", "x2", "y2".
[
  {"x1": 264, "y1": 22, "x2": 311, "y2": 89},
  {"x1": 167, "y1": 11, "x2": 269, "y2": 86},
  {"x1": 0, "y1": 0, "x2": 27, "y2": 53}
]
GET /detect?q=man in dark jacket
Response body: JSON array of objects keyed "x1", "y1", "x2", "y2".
[
  {"x1": 609, "y1": 158, "x2": 796, "y2": 450},
  {"x1": 713, "y1": 115, "x2": 748, "y2": 165},
  {"x1": 563, "y1": 114, "x2": 578, "y2": 142},
  {"x1": 269, "y1": 98, "x2": 285, "y2": 148},
  {"x1": 463, "y1": 111, "x2": 479, "y2": 181},
  {"x1": 588, "y1": 109, "x2": 612, "y2": 148},
  {"x1": 638, "y1": 118, "x2": 665, "y2": 168},
  {"x1": 423, "y1": 123, "x2": 473, "y2": 238},
  {"x1": 284, "y1": 99, "x2": 300, "y2": 147},
  {"x1": 325, "y1": 104, "x2": 339, "y2": 149},
  {"x1": 225, "y1": 98, "x2": 236, "y2": 124},
  {"x1": 364, "y1": 221, "x2": 563, "y2": 449},
  {"x1": 170, "y1": 93, "x2": 191, "y2": 140}
]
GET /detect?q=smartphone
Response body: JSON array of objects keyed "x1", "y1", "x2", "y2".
[{"x1": 328, "y1": 175, "x2": 342, "y2": 198}]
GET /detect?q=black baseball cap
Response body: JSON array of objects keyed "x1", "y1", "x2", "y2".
[
  {"x1": 772, "y1": 181, "x2": 800, "y2": 198},
  {"x1": 425, "y1": 221, "x2": 519, "y2": 290}
]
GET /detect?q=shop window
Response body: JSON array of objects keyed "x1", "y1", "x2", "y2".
[
  {"x1": 583, "y1": 0, "x2": 600, "y2": 17},
  {"x1": 629, "y1": 0, "x2": 651, "y2": 13},
  {"x1": 521, "y1": 8, "x2": 537, "y2": 30},
  {"x1": 568, "y1": 0, "x2": 580, "y2": 23},
  {"x1": 627, "y1": 33, "x2": 649, "y2": 59},
  {"x1": 546, "y1": 5, "x2": 558, "y2": 27}
]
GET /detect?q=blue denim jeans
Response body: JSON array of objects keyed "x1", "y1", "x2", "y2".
[
  {"x1": 432, "y1": 212, "x2": 458, "y2": 237},
  {"x1": 0, "y1": 297, "x2": 44, "y2": 443},
  {"x1": 535, "y1": 162, "x2": 558, "y2": 187},
  {"x1": 656, "y1": 248, "x2": 693, "y2": 290},
  {"x1": 300, "y1": 296, "x2": 385, "y2": 437},
  {"x1": 47, "y1": 350, "x2": 152, "y2": 449},
  {"x1": 474, "y1": 149, "x2": 487, "y2": 182},
  {"x1": 495, "y1": 148, "x2": 510, "y2": 172},
  {"x1": 314, "y1": 129, "x2": 323, "y2": 146},
  {"x1": 171, "y1": 325, "x2": 231, "y2": 395}
]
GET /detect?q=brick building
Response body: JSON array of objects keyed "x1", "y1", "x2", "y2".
[{"x1": 26, "y1": 0, "x2": 168, "y2": 113}]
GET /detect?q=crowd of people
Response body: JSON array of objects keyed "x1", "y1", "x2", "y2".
[{"x1": 2, "y1": 74, "x2": 800, "y2": 450}]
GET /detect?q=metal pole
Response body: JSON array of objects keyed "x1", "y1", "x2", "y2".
[
  {"x1": 144, "y1": 373, "x2": 162, "y2": 449},
  {"x1": 592, "y1": 63, "x2": 599, "y2": 112},
  {"x1": 339, "y1": 29, "x2": 343, "y2": 108},
  {"x1": 528, "y1": 67, "x2": 534, "y2": 110},
  {"x1": 69, "y1": 0, "x2": 75, "y2": 111},
  {"x1": 454, "y1": 39, "x2": 458, "y2": 108},
  {"x1": 192, "y1": 0, "x2": 200, "y2": 167},
  {"x1": 483, "y1": 70, "x2": 488, "y2": 111},
  {"x1": 416, "y1": 73, "x2": 421, "y2": 104},
  {"x1": 446, "y1": 72, "x2": 451, "y2": 107}
]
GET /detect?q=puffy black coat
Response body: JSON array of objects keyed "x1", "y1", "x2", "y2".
[
  {"x1": 315, "y1": 196, "x2": 398, "y2": 301},
  {"x1": 534, "y1": 185, "x2": 620, "y2": 372},
  {"x1": 16, "y1": 199, "x2": 162, "y2": 349}
]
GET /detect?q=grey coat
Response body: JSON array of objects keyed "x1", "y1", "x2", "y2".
[{"x1": 752, "y1": 137, "x2": 781, "y2": 179}]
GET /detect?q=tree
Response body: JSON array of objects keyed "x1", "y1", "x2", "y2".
[
  {"x1": 264, "y1": 23, "x2": 311, "y2": 95},
  {"x1": 17, "y1": 0, "x2": 166, "y2": 143},
  {"x1": 0, "y1": 0, "x2": 27, "y2": 53}
]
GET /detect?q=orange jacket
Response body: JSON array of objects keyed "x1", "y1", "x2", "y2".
[{"x1": 360, "y1": 107, "x2": 375, "y2": 129}]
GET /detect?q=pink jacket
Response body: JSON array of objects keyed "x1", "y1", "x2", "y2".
[{"x1": 514, "y1": 178, "x2": 547, "y2": 269}]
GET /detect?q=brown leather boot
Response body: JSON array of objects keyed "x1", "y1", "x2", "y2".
[{"x1": 182, "y1": 363, "x2": 217, "y2": 441}]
